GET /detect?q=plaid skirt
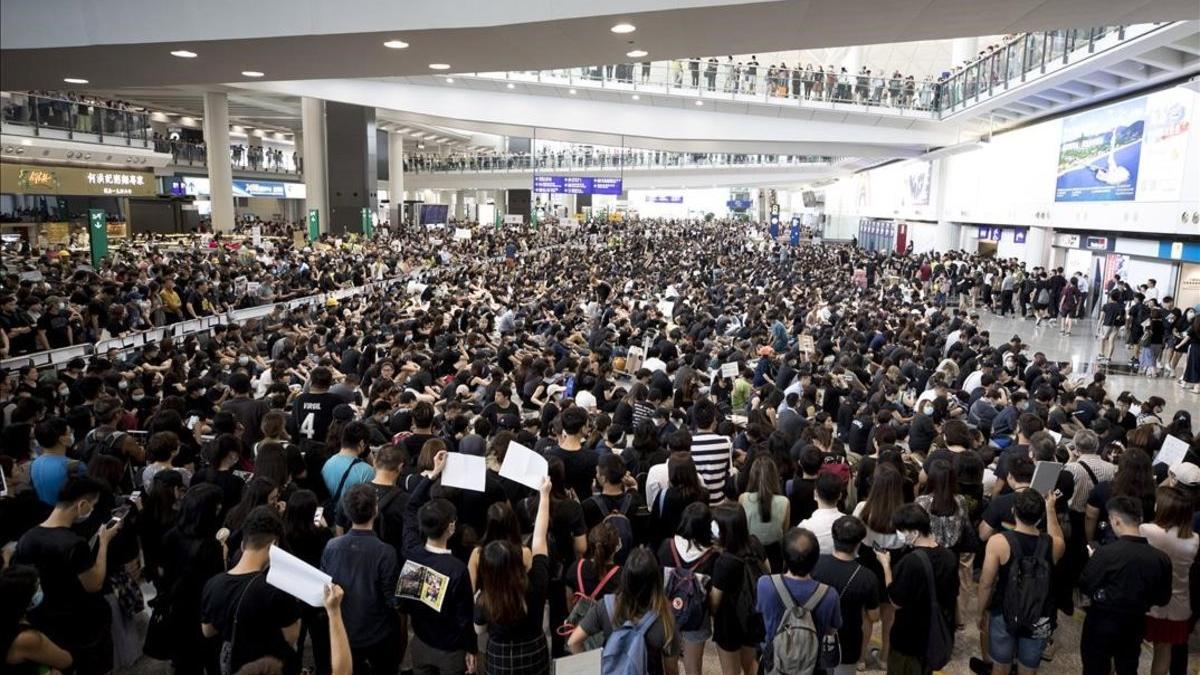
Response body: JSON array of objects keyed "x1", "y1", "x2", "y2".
[{"x1": 485, "y1": 634, "x2": 550, "y2": 675}]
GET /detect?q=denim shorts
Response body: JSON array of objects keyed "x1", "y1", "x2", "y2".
[
  {"x1": 680, "y1": 616, "x2": 712, "y2": 643},
  {"x1": 988, "y1": 610, "x2": 1046, "y2": 669}
]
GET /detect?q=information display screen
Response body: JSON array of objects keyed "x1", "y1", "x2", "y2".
[{"x1": 532, "y1": 176, "x2": 623, "y2": 195}]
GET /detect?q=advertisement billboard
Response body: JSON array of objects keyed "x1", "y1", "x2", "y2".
[{"x1": 1055, "y1": 97, "x2": 1146, "y2": 202}]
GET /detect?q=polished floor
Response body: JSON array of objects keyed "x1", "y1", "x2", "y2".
[{"x1": 976, "y1": 311, "x2": 1200, "y2": 411}]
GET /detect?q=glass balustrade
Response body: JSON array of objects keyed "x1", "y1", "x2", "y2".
[
  {"x1": 2, "y1": 92, "x2": 149, "y2": 146},
  {"x1": 462, "y1": 23, "x2": 1155, "y2": 118}
]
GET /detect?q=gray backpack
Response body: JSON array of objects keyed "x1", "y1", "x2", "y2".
[{"x1": 761, "y1": 576, "x2": 829, "y2": 675}]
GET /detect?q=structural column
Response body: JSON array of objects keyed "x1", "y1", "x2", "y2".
[
  {"x1": 324, "y1": 101, "x2": 377, "y2": 235},
  {"x1": 300, "y1": 97, "x2": 328, "y2": 234},
  {"x1": 201, "y1": 92, "x2": 235, "y2": 233},
  {"x1": 388, "y1": 132, "x2": 405, "y2": 227},
  {"x1": 952, "y1": 37, "x2": 980, "y2": 67}
]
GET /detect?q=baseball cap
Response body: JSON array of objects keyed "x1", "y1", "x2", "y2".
[{"x1": 1169, "y1": 462, "x2": 1200, "y2": 487}]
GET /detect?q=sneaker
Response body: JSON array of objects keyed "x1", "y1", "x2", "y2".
[
  {"x1": 863, "y1": 648, "x2": 883, "y2": 671},
  {"x1": 969, "y1": 657, "x2": 994, "y2": 675}
]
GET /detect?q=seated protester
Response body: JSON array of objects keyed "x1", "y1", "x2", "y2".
[
  {"x1": 812, "y1": 516, "x2": 882, "y2": 675},
  {"x1": 1078, "y1": 496, "x2": 1173, "y2": 675},
  {"x1": 546, "y1": 406, "x2": 599, "y2": 501},
  {"x1": 567, "y1": 547, "x2": 681, "y2": 675},
  {"x1": 400, "y1": 449, "x2": 478, "y2": 674},
  {"x1": 0, "y1": 565, "x2": 74, "y2": 675},
  {"x1": 755, "y1": 528, "x2": 842, "y2": 672},
  {"x1": 12, "y1": 477, "x2": 118, "y2": 675},
  {"x1": 709, "y1": 504, "x2": 767, "y2": 674},
  {"x1": 201, "y1": 506, "x2": 302, "y2": 675},
  {"x1": 474, "y1": 476, "x2": 553, "y2": 675},
  {"x1": 320, "y1": 484, "x2": 402, "y2": 675},
  {"x1": 976, "y1": 489, "x2": 1066, "y2": 675},
  {"x1": 872, "y1": 504, "x2": 960, "y2": 675},
  {"x1": 798, "y1": 472, "x2": 846, "y2": 555},
  {"x1": 657, "y1": 502, "x2": 718, "y2": 675},
  {"x1": 582, "y1": 453, "x2": 638, "y2": 533}
]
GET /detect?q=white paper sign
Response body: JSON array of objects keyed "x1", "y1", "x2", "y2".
[
  {"x1": 1031, "y1": 461, "x2": 1063, "y2": 497},
  {"x1": 657, "y1": 300, "x2": 674, "y2": 317},
  {"x1": 442, "y1": 453, "x2": 487, "y2": 492},
  {"x1": 1046, "y1": 429, "x2": 1063, "y2": 445},
  {"x1": 453, "y1": 228, "x2": 472, "y2": 241},
  {"x1": 1155, "y1": 435, "x2": 1190, "y2": 467},
  {"x1": 267, "y1": 544, "x2": 332, "y2": 608},
  {"x1": 499, "y1": 441, "x2": 548, "y2": 491},
  {"x1": 720, "y1": 362, "x2": 739, "y2": 379}
]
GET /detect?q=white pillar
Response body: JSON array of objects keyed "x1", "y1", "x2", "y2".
[
  {"x1": 952, "y1": 37, "x2": 980, "y2": 67},
  {"x1": 844, "y1": 46, "x2": 863, "y2": 74},
  {"x1": 301, "y1": 97, "x2": 328, "y2": 234},
  {"x1": 202, "y1": 92, "x2": 235, "y2": 233},
  {"x1": 388, "y1": 132, "x2": 405, "y2": 228}
]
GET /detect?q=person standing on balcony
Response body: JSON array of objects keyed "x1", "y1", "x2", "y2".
[
  {"x1": 705, "y1": 57, "x2": 718, "y2": 91},
  {"x1": 689, "y1": 57, "x2": 701, "y2": 87}
]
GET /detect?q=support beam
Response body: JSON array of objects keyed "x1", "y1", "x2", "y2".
[
  {"x1": 1170, "y1": 39, "x2": 1200, "y2": 58},
  {"x1": 301, "y1": 97, "x2": 328, "y2": 235},
  {"x1": 1131, "y1": 46, "x2": 1187, "y2": 70},
  {"x1": 201, "y1": 92, "x2": 235, "y2": 233},
  {"x1": 1077, "y1": 71, "x2": 1124, "y2": 89},
  {"x1": 1020, "y1": 96, "x2": 1053, "y2": 110},
  {"x1": 388, "y1": 132, "x2": 405, "y2": 228},
  {"x1": 1104, "y1": 61, "x2": 1155, "y2": 81},
  {"x1": 1057, "y1": 81, "x2": 1097, "y2": 96},
  {"x1": 1035, "y1": 88, "x2": 1074, "y2": 104}
]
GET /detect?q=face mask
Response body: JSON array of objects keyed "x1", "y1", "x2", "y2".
[
  {"x1": 118, "y1": 380, "x2": 128, "y2": 390},
  {"x1": 921, "y1": 405, "x2": 933, "y2": 416},
  {"x1": 132, "y1": 394, "x2": 145, "y2": 402},
  {"x1": 74, "y1": 503, "x2": 93, "y2": 524},
  {"x1": 197, "y1": 388, "x2": 207, "y2": 397},
  {"x1": 58, "y1": 387, "x2": 70, "y2": 397},
  {"x1": 900, "y1": 529, "x2": 920, "y2": 546},
  {"x1": 238, "y1": 356, "x2": 250, "y2": 365},
  {"x1": 27, "y1": 312, "x2": 41, "y2": 321},
  {"x1": 28, "y1": 586, "x2": 44, "y2": 610}
]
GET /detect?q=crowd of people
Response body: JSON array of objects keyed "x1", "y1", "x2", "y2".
[
  {"x1": 0, "y1": 219, "x2": 1198, "y2": 675},
  {"x1": 401, "y1": 148, "x2": 826, "y2": 173}
]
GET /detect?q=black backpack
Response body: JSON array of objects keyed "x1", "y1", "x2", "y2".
[{"x1": 1000, "y1": 532, "x2": 1053, "y2": 635}]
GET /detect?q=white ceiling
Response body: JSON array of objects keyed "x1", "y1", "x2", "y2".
[{"x1": 2, "y1": 0, "x2": 1196, "y2": 89}]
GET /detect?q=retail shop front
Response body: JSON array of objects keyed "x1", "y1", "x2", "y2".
[
  {"x1": 0, "y1": 161, "x2": 156, "y2": 248},
  {"x1": 1050, "y1": 232, "x2": 1200, "y2": 315}
]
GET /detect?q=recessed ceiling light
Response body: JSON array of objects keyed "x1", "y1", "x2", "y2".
[
  {"x1": 241, "y1": 71, "x2": 265, "y2": 78},
  {"x1": 445, "y1": 77, "x2": 454, "y2": 83},
  {"x1": 170, "y1": 50, "x2": 198, "y2": 58},
  {"x1": 569, "y1": 88, "x2": 577, "y2": 94},
  {"x1": 695, "y1": 100, "x2": 703, "y2": 106},
  {"x1": 611, "y1": 23, "x2": 636, "y2": 34},
  {"x1": 428, "y1": 63, "x2": 451, "y2": 70},
  {"x1": 626, "y1": 49, "x2": 648, "y2": 58},
  {"x1": 383, "y1": 40, "x2": 409, "y2": 49},
  {"x1": 632, "y1": 94, "x2": 640, "y2": 100},
  {"x1": 506, "y1": 83, "x2": 515, "y2": 89},
  {"x1": 63, "y1": 77, "x2": 89, "y2": 84}
]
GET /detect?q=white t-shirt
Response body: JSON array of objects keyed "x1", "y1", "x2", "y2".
[{"x1": 800, "y1": 507, "x2": 843, "y2": 555}]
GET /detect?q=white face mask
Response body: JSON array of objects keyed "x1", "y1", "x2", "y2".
[{"x1": 900, "y1": 529, "x2": 920, "y2": 546}]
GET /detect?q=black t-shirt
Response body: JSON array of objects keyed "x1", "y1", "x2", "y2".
[
  {"x1": 200, "y1": 572, "x2": 302, "y2": 674},
  {"x1": 292, "y1": 391, "x2": 345, "y2": 443},
  {"x1": 547, "y1": 445, "x2": 599, "y2": 500},
  {"x1": 564, "y1": 558, "x2": 621, "y2": 599},
  {"x1": 37, "y1": 311, "x2": 72, "y2": 348},
  {"x1": 887, "y1": 547, "x2": 958, "y2": 656},
  {"x1": 475, "y1": 554, "x2": 550, "y2": 643},
  {"x1": 812, "y1": 556, "x2": 882, "y2": 664},
  {"x1": 788, "y1": 476, "x2": 817, "y2": 526},
  {"x1": 13, "y1": 526, "x2": 108, "y2": 647}
]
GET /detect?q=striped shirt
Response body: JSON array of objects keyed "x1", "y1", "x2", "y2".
[{"x1": 690, "y1": 432, "x2": 733, "y2": 505}]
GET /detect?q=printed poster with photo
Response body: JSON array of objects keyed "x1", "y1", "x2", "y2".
[
  {"x1": 395, "y1": 560, "x2": 450, "y2": 612},
  {"x1": 1135, "y1": 87, "x2": 1194, "y2": 202}
]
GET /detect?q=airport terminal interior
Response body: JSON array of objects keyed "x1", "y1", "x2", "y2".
[{"x1": 2, "y1": 1, "x2": 1200, "y2": 674}]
